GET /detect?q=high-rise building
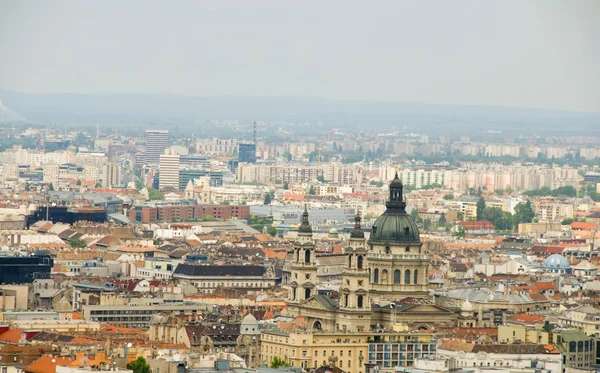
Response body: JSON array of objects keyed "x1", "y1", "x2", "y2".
[
  {"x1": 238, "y1": 143, "x2": 257, "y2": 163},
  {"x1": 159, "y1": 153, "x2": 180, "y2": 191},
  {"x1": 145, "y1": 130, "x2": 169, "y2": 165}
]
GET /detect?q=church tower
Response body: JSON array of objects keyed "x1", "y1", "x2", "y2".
[
  {"x1": 287, "y1": 206, "x2": 317, "y2": 303},
  {"x1": 338, "y1": 212, "x2": 372, "y2": 332},
  {"x1": 367, "y1": 172, "x2": 429, "y2": 300}
]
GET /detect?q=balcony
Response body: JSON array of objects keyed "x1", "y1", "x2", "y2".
[{"x1": 367, "y1": 253, "x2": 428, "y2": 261}]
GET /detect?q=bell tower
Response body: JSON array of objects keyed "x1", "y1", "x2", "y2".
[
  {"x1": 287, "y1": 206, "x2": 317, "y2": 303},
  {"x1": 338, "y1": 212, "x2": 371, "y2": 332}
]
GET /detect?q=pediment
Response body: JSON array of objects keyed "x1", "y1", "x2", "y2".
[
  {"x1": 301, "y1": 298, "x2": 330, "y2": 311},
  {"x1": 399, "y1": 304, "x2": 454, "y2": 314}
]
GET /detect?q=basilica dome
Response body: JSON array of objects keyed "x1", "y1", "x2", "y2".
[{"x1": 369, "y1": 172, "x2": 421, "y2": 245}]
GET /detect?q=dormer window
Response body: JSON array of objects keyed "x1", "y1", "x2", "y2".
[
  {"x1": 385, "y1": 246, "x2": 391, "y2": 254},
  {"x1": 405, "y1": 246, "x2": 410, "y2": 253}
]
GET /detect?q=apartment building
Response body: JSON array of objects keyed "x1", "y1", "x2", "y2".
[{"x1": 261, "y1": 330, "x2": 435, "y2": 373}]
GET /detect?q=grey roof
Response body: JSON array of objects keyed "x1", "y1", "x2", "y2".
[
  {"x1": 311, "y1": 294, "x2": 339, "y2": 311},
  {"x1": 174, "y1": 264, "x2": 266, "y2": 277},
  {"x1": 447, "y1": 288, "x2": 539, "y2": 304}
]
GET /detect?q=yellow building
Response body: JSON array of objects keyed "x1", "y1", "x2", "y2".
[
  {"x1": 261, "y1": 329, "x2": 435, "y2": 373},
  {"x1": 498, "y1": 324, "x2": 551, "y2": 344}
]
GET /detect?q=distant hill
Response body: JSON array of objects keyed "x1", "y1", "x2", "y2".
[
  {"x1": 0, "y1": 89, "x2": 598, "y2": 133},
  {"x1": 0, "y1": 100, "x2": 33, "y2": 124}
]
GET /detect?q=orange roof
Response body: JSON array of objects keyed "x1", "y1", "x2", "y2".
[
  {"x1": 0, "y1": 329, "x2": 23, "y2": 343},
  {"x1": 117, "y1": 246, "x2": 156, "y2": 253},
  {"x1": 70, "y1": 337, "x2": 101, "y2": 344},
  {"x1": 571, "y1": 222, "x2": 599, "y2": 230},
  {"x1": 72, "y1": 312, "x2": 82, "y2": 320},
  {"x1": 25, "y1": 356, "x2": 75, "y2": 373},
  {"x1": 262, "y1": 249, "x2": 287, "y2": 260},
  {"x1": 282, "y1": 193, "x2": 305, "y2": 201},
  {"x1": 510, "y1": 313, "x2": 545, "y2": 325},
  {"x1": 534, "y1": 282, "x2": 557, "y2": 291}
]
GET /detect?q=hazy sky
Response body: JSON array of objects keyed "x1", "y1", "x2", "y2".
[{"x1": 0, "y1": 1, "x2": 598, "y2": 112}]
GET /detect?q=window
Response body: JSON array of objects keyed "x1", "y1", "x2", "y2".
[
  {"x1": 394, "y1": 269, "x2": 401, "y2": 284},
  {"x1": 357, "y1": 255, "x2": 364, "y2": 269},
  {"x1": 414, "y1": 269, "x2": 418, "y2": 284},
  {"x1": 373, "y1": 268, "x2": 379, "y2": 283},
  {"x1": 405, "y1": 269, "x2": 411, "y2": 284},
  {"x1": 357, "y1": 295, "x2": 364, "y2": 308}
]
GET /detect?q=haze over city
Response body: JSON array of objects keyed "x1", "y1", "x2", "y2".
[{"x1": 1, "y1": 1, "x2": 599, "y2": 113}]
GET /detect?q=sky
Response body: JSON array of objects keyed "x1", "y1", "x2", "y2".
[{"x1": 0, "y1": 1, "x2": 598, "y2": 112}]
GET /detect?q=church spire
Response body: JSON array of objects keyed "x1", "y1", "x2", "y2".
[
  {"x1": 298, "y1": 204, "x2": 312, "y2": 234},
  {"x1": 386, "y1": 171, "x2": 406, "y2": 210},
  {"x1": 350, "y1": 210, "x2": 365, "y2": 239}
]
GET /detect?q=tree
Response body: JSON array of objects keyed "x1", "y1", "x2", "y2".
[
  {"x1": 48, "y1": 183, "x2": 55, "y2": 191},
  {"x1": 476, "y1": 197, "x2": 486, "y2": 221},
  {"x1": 270, "y1": 357, "x2": 292, "y2": 369},
  {"x1": 316, "y1": 175, "x2": 325, "y2": 183},
  {"x1": 95, "y1": 183, "x2": 102, "y2": 188},
  {"x1": 68, "y1": 238, "x2": 87, "y2": 248},
  {"x1": 423, "y1": 218, "x2": 432, "y2": 230},
  {"x1": 561, "y1": 218, "x2": 575, "y2": 225},
  {"x1": 513, "y1": 201, "x2": 535, "y2": 226},
  {"x1": 481, "y1": 207, "x2": 502, "y2": 226},
  {"x1": 264, "y1": 193, "x2": 272, "y2": 205},
  {"x1": 76, "y1": 179, "x2": 82, "y2": 186},
  {"x1": 127, "y1": 357, "x2": 151, "y2": 373},
  {"x1": 376, "y1": 181, "x2": 384, "y2": 187},
  {"x1": 438, "y1": 213, "x2": 446, "y2": 225},
  {"x1": 268, "y1": 226, "x2": 278, "y2": 237},
  {"x1": 443, "y1": 193, "x2": 453, "y2": 200},
  {"x1": 308, "y1": 185, "x2": 316, "y2": 195},
  {"x1": 454, "y1": 226, "x2": 466, "y2": 238},
  {"x1": 24, "y1": 183, "x2": 31, "y2": 192},
  {"x1": 283, "y1": 182, "x2": 289, "y2": 190},
  {"x1": 147, "y1": 188, "x2": 164, "y2": 200},
  {"x1": 220, "y1": 200, "x2": 231, "y2": 205},
  {"x1": 494, "y1": 188, "x2": 504, "y2": 196}
]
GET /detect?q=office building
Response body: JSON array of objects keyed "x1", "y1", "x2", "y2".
[
  {"x1": 145, "y1": 129, "x2": 169, "y2": 165},
  {"x1": 179, "y1": 169, "x2": 223, "y2": 191},
  {"x1": 0, "y1": 253, "x2": 53, "y2": 284},
  {"x1": 239, "y1": 143, "x2": 257, "y2": 163},
  {"x1": 159, "y1": 153, "x2": 180, "y2": 190}
]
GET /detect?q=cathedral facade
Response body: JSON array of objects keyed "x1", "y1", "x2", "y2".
[{"x1": 284, "y1": 173, "x2": 457, "y2": 332}]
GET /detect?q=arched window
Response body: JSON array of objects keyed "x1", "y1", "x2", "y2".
[
  {"x1": 296, "y1": 249, "x2": 300, "y2": 263},
  {"x1": 357, "y1": 295, "x2": 364, "y2": 308},
  {"x1": 394, "y1": 269, "x2": 401, "y2": 284},
  {"x1": 357, "y1": 255, "x2": 364, "y2": 270},
  {"x1": 414, "y1": 269, "x2": 419, "y2": 284},
  {"x1": 385, "y1": 245, "x2": 391, "y2": 254},
  {"x1": 292, "y1": 288, "x2": 297, "y2": 300},
  {"x1": 405, "y1": 269, "x2": 411, "y2": 284},
  {"x1": 348, "y1": 255, "x2": 352, "y2": 268},
  {"x1": 305, "y1": 288, "x2": 311, "y2": 299},
  {"x1": 373, "y1": 268, "x2": 379, "y2": 283},
  {"x1": 344, "y1": 294, "x2": 349, "y2": 307},
  {"x1": 313, "y1": 320, "x2": 322, "y2": 330},
  {"x1": 305, "y1": 249, "x2": 311, "y2": 263}
]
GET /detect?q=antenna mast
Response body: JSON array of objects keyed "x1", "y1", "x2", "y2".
[{"x1": 253, "y1": 121, "x2": 257, "y2": 145}]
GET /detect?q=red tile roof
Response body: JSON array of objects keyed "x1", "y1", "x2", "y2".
[
  {"x1": 571, "y1": 222, "x2": 599, "y2": 230},
  {"x1": 509, "y1": 313, "x2": 545, "y2": 325},
  {"x1": 458, "y1": 221, "x2": 495, "y2": 229},
  {"x1": 25, "y1": 356, "x2": 75, "y2": 373}
]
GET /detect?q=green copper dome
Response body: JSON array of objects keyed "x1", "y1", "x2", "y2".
[{"x1": 369, "y1": 172, "x2": 421, "y2": 245}]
